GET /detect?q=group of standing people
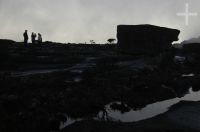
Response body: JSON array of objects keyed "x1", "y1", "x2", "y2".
[{"x1": 23, "y1": 30, "x2": 42, "y2": 45}]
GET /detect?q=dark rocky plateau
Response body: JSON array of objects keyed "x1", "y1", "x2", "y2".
[{"x1": 0, "y1": 39, "x2": 200, "y2": 132}]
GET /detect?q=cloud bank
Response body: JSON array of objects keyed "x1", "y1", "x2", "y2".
[{"x1": 0, "y1": 0, "x2": 200, "y2": 43}]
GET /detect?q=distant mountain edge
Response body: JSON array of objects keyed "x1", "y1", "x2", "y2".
[{"x1": 181, "y1": 36, "x2": 200, "y2": 44}]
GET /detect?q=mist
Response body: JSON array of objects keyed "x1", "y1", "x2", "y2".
[{"x1": 0, "y1": 0, "x2": 200, "y2": 43}]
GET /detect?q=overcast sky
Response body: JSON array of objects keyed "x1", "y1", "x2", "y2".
[{"x1": 0, "y1": 0, "x2": 200, "y2": 43}]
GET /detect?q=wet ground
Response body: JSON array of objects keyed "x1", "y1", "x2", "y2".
[
  {"x1": 1, "y1": 40, "x2": 200, "y2": 132},
  {"x1": 103, "y1": 87, "x2": 200, "y2": 122}
]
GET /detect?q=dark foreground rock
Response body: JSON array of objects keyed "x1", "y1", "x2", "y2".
[{"x1": 0, "y1": 39, "x2": 200, "y2": 132}]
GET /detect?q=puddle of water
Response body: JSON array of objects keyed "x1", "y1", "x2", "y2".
[
  {"x1": 182, "y1": 88, "x2": 200, "y2": 101},
  {"x1": 60, "y1": 88, "x2": 200, "y2": 129},
  {"x1": 182, "y1": 74, "x2": 195, "y2": 77},
  {"x1": 59, "y1": 116, "x2": 82, "y2": 129},
  {"x1": 74, "y1": 77, "x2": 82, "y2": 82},
  {"x1": 105, "y1": 99, "x2": 180, "y2": 122},
  {"x1": 12, "y1": 68, "x2": 72, "y2": 77},
  {"x1": 105, "y1": 88, "x2": 200, "y2": 122},
  {"x1": 70, "y1": 69, "x2": 83, "y2": 74},
  {"x1": 12, "y1": 57, "x2": 96, "y2": 77}
]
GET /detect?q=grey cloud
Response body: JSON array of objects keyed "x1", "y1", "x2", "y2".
[{"x1": 0, "y1": 0, "x2": 200, "y2": 43}]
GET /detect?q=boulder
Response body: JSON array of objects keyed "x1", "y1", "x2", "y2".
[{"x1": 117, "y1": 25, "x2": 180, "y2": 54}]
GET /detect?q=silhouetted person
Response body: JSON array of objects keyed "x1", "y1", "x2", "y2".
[
  {"x1": 31, "y1": 32, "x2": 37, "y2": 44},
  {"x1": 23, "y1": 30, "x2": 28, "y2": 45},
  {"x1": 101, "y1": 107, "x2": 108, "y2": 121},
  {"x1": 38, "y1": 33, "x2": 42, "y2": 45}
]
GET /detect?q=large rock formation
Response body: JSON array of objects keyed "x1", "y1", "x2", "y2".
[{"x1": 117, "y1": 25, "x2": 180, "y2": 54}]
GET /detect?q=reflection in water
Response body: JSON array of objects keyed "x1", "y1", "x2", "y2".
[
  {"x1": 74, "y1": 77, "x2": 82, "y2": 82},
  {"x1": 59, "y1": 116, "x2": 82, "y2": 129},
  {"x1": 60, "y1": 88, "x2": 200, "y2": 129},
  {"x1": 106, "y1": 88, "x2": 200, "y2": 122},
  {"x1": 182, "y1": 73, "x2": 194, "y2": 77}
]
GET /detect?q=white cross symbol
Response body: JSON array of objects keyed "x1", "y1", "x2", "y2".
[{"x1": 176, "y1": 3, "x2": 198, "y2": 25}]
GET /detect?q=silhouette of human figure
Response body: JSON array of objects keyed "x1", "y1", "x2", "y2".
[
  {"x1": 38, "y1": 33, "x2": 42, "y2": 45},
  {"x1": 101, "y1": 107, "x2": 108, "y2": 121},
  {"x1": 23, "y1": 30, "x2": 28, "y2": 45},
  {"x1": 31, "y1": 32, "x2": 37, "y2": 44}
]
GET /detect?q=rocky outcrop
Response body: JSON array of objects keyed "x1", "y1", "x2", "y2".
[
  {"x1": 183, "y1": 43, "x2": 200, "y2": 54},
  {"x1": 117, "y1": 25, "x2": 180, "y2": 54},
  {"x1": 0, "y1": 39, "x2": 15, "y2": 60}
]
